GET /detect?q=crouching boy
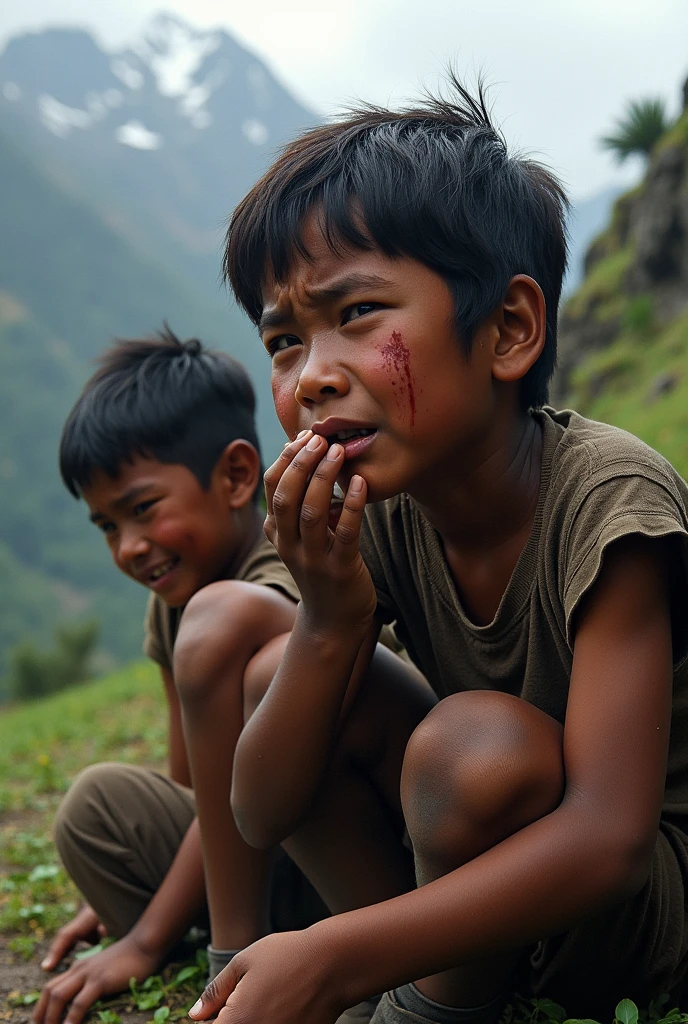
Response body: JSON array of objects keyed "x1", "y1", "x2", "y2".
[
  {"x1": 36, "y1": 329, "x2": 309, "y2": 1024},
  {"x1": 188, "y1": 83, "x2": 688, "y2": 1023}
]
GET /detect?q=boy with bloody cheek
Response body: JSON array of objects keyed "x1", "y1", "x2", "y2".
[{"x1": 189, "y1": 84, "x2": 688, "y2": 1024}]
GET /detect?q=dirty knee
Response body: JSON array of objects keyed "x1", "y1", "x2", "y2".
[{"x1": 401, "y1": 691, "x2": 564, "y2": 876}]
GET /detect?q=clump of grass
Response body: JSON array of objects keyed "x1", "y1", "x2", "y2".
[{"x1": 0, "y1": 661, "x2": 166, "y2": 944}]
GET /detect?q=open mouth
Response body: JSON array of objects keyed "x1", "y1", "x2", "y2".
[
  {"x1": 148, "y1": 557, "x2": 179, "y2": 583},
  {"x1": 326, "y1": 428, "x2": 376, "y2": 445}
]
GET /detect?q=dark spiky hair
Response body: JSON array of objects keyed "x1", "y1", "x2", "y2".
[
  {"x1": 224, "y1": 77, "x2": 569, "y2": 410},
  {"x1": 59, "y1": 326, "x2": 262, "y2": 499}
]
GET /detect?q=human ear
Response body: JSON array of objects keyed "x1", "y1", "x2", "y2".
[
  {"x1": 215, "y1": 440, "x2": 261, "y2": 509},
  {"x1": 489, "y1": 275, "x2": 546, "y2": 384}
]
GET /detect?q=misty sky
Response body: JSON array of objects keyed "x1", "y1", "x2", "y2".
[{"x1": 1, "y1": 0, "x2": 687, "y2": 201}]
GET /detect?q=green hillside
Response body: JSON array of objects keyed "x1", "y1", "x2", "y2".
[
  {"x1": 557, "y1": 93, "x2": 688, "y2": 480},
  {"x1": 0, "y1": 127, "x2": 274, "y2": 687}
]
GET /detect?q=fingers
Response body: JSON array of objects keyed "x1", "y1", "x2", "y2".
[
  {"x1": 332, "y1": 475, "x2": 368, "y2": 562},
  {"x1": 41, "y1": 925, "x2": 77, "y2": 971},
  {"x1": 34, "y1": 971, "x2": 98, "y2": 1024},
  {"x1": 63, "y1": 983, "x2": 102, "y2": 1024},
  {"x1": 188, "y1": 959, "x2": 241, "y2": 1020},
  {"x1": 268, "y1": 433, "x2": 337, "y2": 550},
  {"x1": 298, "y1": 443, "x2": 345, "y2": 551},
  {"x1": 264, "y1": 431, "x2": 312, "y2": 518}
]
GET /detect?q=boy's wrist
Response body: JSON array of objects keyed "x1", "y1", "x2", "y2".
[
  {"x1": 298, "y1": 601, "x2": 374, "y2": 647},
  {"x1": 305, "y1": 917, "x2": 374, "y2": 1011},
  {"x1": 127, "y1": 919, "x2": 173, "y2": 963}
]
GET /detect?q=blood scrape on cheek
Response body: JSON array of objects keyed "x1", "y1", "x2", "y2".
[{"x1": 380, "y1": 331, "x2": 416, "y2": 427}]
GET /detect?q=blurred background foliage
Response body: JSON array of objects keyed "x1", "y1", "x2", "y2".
[{"x1": 0, "y1": 14, "x2": 686, "y2": 697}]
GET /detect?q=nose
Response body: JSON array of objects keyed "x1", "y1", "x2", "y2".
[
  {"x1": 295, "y1": 344, "x2": 350, "y2": 407},
  {"x1": 115, "y1": 524, "x2": 150, "y2": 568}
]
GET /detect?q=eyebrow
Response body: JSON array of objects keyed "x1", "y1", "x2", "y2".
[
  {"x1": 259, "y1": 272, "x2": 392, "y2": 334},
  {"x1": 88, "y1": 484, "x2": 155, "y2": 522}
]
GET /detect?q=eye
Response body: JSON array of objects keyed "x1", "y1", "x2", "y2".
[
  {"x1": 267, "y1": 334, "x2": 301, "y2": 357},
  {"x1": 133, "y1": 499, "x2": 157, "y2": 517},
  {"x1": 96, "y1": 520, "x2": 116, "y2": 536},
  {"x1": 342, "y1": 302, "x2": 381, "y2": 324}
]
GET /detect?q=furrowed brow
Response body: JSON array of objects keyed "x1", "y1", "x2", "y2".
[
  {"x1": 258, "y1": 308, "x2": 293, "y2": 334},
  {"x1": 305, "y1": 273, "x2": 391, "y2": 302},
  {"x1": 259, "y1": 273, "x2": 391, "y2": 333}
]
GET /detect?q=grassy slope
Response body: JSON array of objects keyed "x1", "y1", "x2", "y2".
[
  {"x1": 1, "y1": 667, "x2": 686, "y2": 1023},
  {"x1": 0, "y1": 665, "x2": 211, "y2": 1021},
  {"x1": 0, "y1": 662, "x2": 165, "y2": 937},
  {"x1": 566, "y1": 308, "x2": 688, "y2": 477},
  {"x1": 561, "y1": 111, "x2": 688, "y2": 480}
]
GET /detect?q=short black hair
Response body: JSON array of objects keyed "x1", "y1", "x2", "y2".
[
  {"x1": 224, "y1": 76, "x2": 569, "y2": 410},
  {"x1": 60, "y1": 326, "x2": 262, "y2": 498}
]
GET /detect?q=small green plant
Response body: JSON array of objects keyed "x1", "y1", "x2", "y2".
[
  {"x1": 96, "y1": 1012, "x2": 122, "y2": 1024},
  {"x1": 600, "y1": 97, "x2": 670, "y2": 163},
  {"x1": 8, "y1": 934, "x2": 37, "y2": 960},
  {"x1": 129, "y1": 974, "x2": 166, "y2": 1011},
  {"x1": 498, "y1": 996, "x2": 688, "y2": 1024}
]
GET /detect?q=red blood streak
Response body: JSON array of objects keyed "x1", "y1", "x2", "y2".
[{"x1": 380, "y1": 331, "x2": 416, "y2": 426}]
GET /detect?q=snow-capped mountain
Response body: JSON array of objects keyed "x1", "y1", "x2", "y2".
[{"x1": 0, "y1": 13, "x2": 317, "y2": 289}]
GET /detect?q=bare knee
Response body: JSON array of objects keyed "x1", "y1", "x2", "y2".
[
  {"x1": 401, "y1": 691, "x2": 564, "y2": 876},
  {"x1": 54, "y1": 762, "x2": 136, "y2": 859},
  {"x1": 173, "y1": 581, "x2": 251, "y2": 706}
]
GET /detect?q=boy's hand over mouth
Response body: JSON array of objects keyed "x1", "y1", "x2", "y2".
[
  {"x1": 189, "y1": 930, "x2": 345, "y2": 1024},
  {"x1": 264, "y1": 431, "x2": 377, "y2": 633}
]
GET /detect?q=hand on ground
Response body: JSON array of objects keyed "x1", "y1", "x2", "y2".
[
  {"x1": 34, "y1": 934, "x2": 161, "y2": 1024},
  {"x1": 189, "y1": 930, "x2": 345, "y2": 1024},
  {"x1": 40, "y1": 904, "x2": 106, "y2": 972}
]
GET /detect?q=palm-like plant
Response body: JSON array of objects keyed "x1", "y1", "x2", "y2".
[{"x1": 600, "y1": 98, "x2": 670, "y2": 163}]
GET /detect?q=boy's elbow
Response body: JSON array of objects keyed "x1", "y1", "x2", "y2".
[
  {"x1": 595, "y1": 826, "x2": 656, "y2": 903},
  {"x1": 616, "y1": 832, "x2": 656, "y2": 899}
]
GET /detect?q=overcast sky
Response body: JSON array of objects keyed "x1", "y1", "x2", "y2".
[{"x1": 1, "y1": 0, "x2": 687, "y2": 201}]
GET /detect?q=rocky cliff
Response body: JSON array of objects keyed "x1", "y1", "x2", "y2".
[{"x1": 555, "y1": 76, "x2": 688, "y2": 477}]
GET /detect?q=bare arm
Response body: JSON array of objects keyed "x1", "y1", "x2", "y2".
[
  {"x1": 231, "y1": 433, "x2": 379, "y2": 849},
  {"x1": 161, "y1": 666, "x2": 192, "y2": 787},
  {"x1": 315, "y1": 537, "x2": 674, "y2": 1002},
  {"x1": 232, "y1": 612, "x2": 380, "y2": 848},
  {"x1": 192, "y1": 535, "x2": 674, "y2": 1024}
]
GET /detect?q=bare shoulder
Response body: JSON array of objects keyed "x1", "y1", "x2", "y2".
[{"x1": 174, "y1": 580, "x2": 297, "y2": 679}]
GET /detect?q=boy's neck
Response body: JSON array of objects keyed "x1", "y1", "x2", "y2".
[
  {"x1": 412, "y1": 411, "x2": 542, "y2": 556},
  {"x1": 411, "y1": 410, "x2": 542, "y2": 626}
]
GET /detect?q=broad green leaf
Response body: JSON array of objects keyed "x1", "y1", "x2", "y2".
[
  {"x1": 22, "y1": 993, "x2": 40, "y2": 1006},
  {"x1": 534, "y1": 999, "x2": 568, "y2": 1022},
  {"x1": 153, "y1": 1006, "x2": 171, "y2": 1023},
  {"x1": 74, "y1": 943, "x2": 104, "y2": 960},
  {"x1": 174, "y1": 965, "x2": 201, "y2": 985},
  {"x1": 136, "y1": 991, "x2": 164, "y2": 1011},
  {"x1": 97, "y1": 1011, "x2": 122, "y2": 1024},
  {"x1": 616, "y1": 1000, "x2": 639, "y2": 1024}
]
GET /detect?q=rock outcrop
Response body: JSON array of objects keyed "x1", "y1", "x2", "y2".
[{"x1": 555, "y1": 77, "x2": 688, "y2": 401}]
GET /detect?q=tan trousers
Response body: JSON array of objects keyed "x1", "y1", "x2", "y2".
[{"x1": 54, "y1": 762, "x2": 325, "y2": 939}]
